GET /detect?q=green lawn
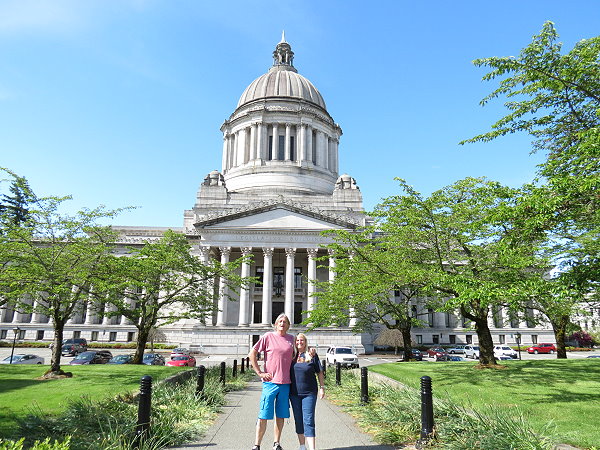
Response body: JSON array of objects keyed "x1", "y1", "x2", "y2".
[
  {"x1": 0, "y1": 364, "x2": 188, "y2": 437},
  {"x1": 370, "y1": 359, "x2": 600, "y2": 448}
]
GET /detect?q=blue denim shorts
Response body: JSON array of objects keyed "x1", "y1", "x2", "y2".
[{"x1": 258, "y1": 382, "x2": 291, "y2": 420}]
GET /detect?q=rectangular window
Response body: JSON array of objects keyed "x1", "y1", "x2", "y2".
[
  {"x1": 127, "y1": 332, "x2": 135, "y2": 342},
  {"x1": 428, "y1": 309, "x2": 434, "y2": 327},
  {"x1": 312, "y1": 131, "x2": 317, "y2": 164},
  {"x1": 493, "y1": 306, "x2": 503, "y2": 328},
  {"x1": 432, "y1": 335, "x2": 439, "y2": 344},
  {"x1": 466, "y1": 335, "x2": 473, "y2": 344},
  {"x1": 394, "y1": 289, "x2": 401, "y2": 297},
  {"x1": 36, "y1": 330, "x2": 44, "y2": 341},
  {"x1": 416, "y1": 335, "x2": 423, "y2": 345},
  {"x1": 73, "y1": 330, "x2": 81, "y2": 339},
  {"x1": 255, "y1": 267, "x2": 264, "y2": 288},
  {"x1": 278, "y1": 135, "x2": 285, "y2": 160},
  {"x1": 449, "y1": 334, "x2": 456, "y2": 344},
  {"x1": 18, "y1": 329, "x2": 26, "y2": 340},
  {"x1": 445, "y1": 312, "x2": 452, "y2": 328},
  {"x1": 0, "y1": 330, "x2": 7, "y2": 339},
  {"x1": 91, "y1": 331, "x2": 99, "y2": 341},
  {"x1": 268, "y1": 136, "x2": 273, "y2": 160},
  {"x1": 273, "y1": 267, "x2": 284, "y2": 297},
  {"x1": 499, "y1": 334, "x2": 505, "y2": 344},
  {"x1": 531, "y1": 334, "x2": 538, "y2": 344},
  {"x1": 253, "y1": 301, "x2": 262, "y2": 324},
  {"x1": 109, "y1": 331, "x2": 117, "y2": 342},
  {"x1": 290, "y1": 136, "x2": 295, "y2": 161},
  {"x1": 294, "y1": 267, "x2": 302, "y2": 289}
]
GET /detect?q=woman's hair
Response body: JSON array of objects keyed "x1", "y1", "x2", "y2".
[
  {"x1": 273, "y1": 313, "x2": 290, "y2": 329},
  {"x1": 295, "y1": 333, "x2": 312, "y2": 362}
]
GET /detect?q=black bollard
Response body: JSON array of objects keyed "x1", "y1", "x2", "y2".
[
  {"x1": 233, "y1": 359, "x2": 238, "y2": 377},
  {"x1": 360, "y1": 367, "x2": 369, "y2": 403},
  {"x1": 196, "y1": 365, "x2": 206, "y2": 396},
  {"x1": 336, "y1": 362, "x2": 342, "y2": 385},
  {"x1": 135, "y1": 375, "x2": 152, "y2": 446},
  {"x1": 240, "y1": 358, "x2": 245, "y2": 374},
  {"x1": 419, "y1": 376, "x2": 434, "y2": 445},
  {"x1": 246, "y1": 356, "x2": 250, "y2": 369},
  {"x1": 219, "y1": 361, "x2": 226, "y2": 386}
]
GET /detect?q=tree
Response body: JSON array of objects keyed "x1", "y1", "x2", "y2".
[
  {"x1": 0, "y1": 192, "x2": 122, "y2": 374},
  {"x1": 460, "y1": 22, "x2": 600, "y2": 341},
  {"x1": 0, "y1": 168, "x2": 35, "y2": 229},
  {"x1": 97, "y1": 230, "x2": 247, "y2": 364},
  {"x1": 313, "y1": 177, "x2": 537, "y2": 366}
]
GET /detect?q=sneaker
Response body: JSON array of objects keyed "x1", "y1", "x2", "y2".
[
  {"x1": 252, "y1": 446, "x2": 260, "y2": 450},
  {"x1": 298, "y1": 446, "x2": 307, "y2": 450},
  {"x1": 273, "y1": 443, "x2": 283, "y2": 450}
]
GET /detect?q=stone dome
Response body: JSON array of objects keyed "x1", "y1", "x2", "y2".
[{"x1": 236, "y1": 33, "x2": 326, "y2": 109}]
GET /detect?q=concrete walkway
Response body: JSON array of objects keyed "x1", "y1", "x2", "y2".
[{"x1": 170, "y1": 379, "x2": 396, "y2": 450}]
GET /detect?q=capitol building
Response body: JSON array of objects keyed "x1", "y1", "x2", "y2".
[{"x1": 1, "y1": 36, "x2": 558, "y2": 353}]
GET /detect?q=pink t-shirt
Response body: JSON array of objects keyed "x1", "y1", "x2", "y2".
[{"x1": 253, "y1": 332, "x2": 294, "y2": 384}]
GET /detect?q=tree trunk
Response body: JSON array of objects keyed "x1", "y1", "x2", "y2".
[
  {"x1": 473, "y1": 316, "x2": 497, "y2": 366},
  {"x1": 134, "y1": 326, "x2": 151, "y2": 364},
  {"x1": 50, "y1": 325, "x2": 64, "y2": 372},
  {"x1": 401, "y1": 327, "x2": 413, "y2": 362},
  {"x1": 552, "y1": 315, "x2": 569, "y2": 359}
]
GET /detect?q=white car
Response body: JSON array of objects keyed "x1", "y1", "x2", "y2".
[
  {"x1": 446, "y1": 345, "x2": 466, "y2": 354},
  {"x1": 0, "y1": 354, "x2": 45, "y2": 365},
  {"x1": 326, "y1": 346, "x2": 359, "y2": 368},
  {"x1": 464, "y1": 345, "x2": 480, "y2": 359},
  {"x1": 493, "y1": 345, "x2": 518, "y2": 359}
]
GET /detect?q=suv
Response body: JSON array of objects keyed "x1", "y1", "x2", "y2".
[
  {"x1": 326, "y1": 346, "x2": 359, "y2": 368},
  {"x1": 446, "y1": 345, "x2": 466, "y2": 354},
  {"x1": 527, "y1": 343, "x2": 556, "y2": 354},
  {"x1": 61, "y1": 338, "x2": 88, "y2": 356},
  {"x1": 464, "y1": 345, "x2": 480, "y2": 359}
]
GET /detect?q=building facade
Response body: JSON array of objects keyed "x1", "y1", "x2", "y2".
[{"x1": 1, "y1": 36, "x2": 564, "y2": 352}]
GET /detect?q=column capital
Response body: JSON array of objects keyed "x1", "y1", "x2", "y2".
[
  {"x1": 285, "y1": 247, "x2": 296, "y2": 257},
  {"x1": 198, "y1": 246, "x2": 211, "y2": 259},
  {"x1": 328, "y1": 248, "x2": 337, "y2": 257},
  {"x1": 307, "y1": 248, "x2": 319, "y2": 258},
  {"x1": 262, "y1": 247, "x2": 275, "y2": 257},
  {"x1": 241, "y1": 246, "x2": 253, "y2": 256},
  {"x1": 219, "y1": 246, "x2": 231, "y2": 257}
]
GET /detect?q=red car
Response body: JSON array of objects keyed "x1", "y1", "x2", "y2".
[
  {"x1": 426, "y1": 347, "x2": 449, "y2": 361},
  {"x1": 527, "y1": 343, "x2": 556, "y2": 354},
  {"x1": 167, "y1": 355, "x2": 197, "y2": 367}
]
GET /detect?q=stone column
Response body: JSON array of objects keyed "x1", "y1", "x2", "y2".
[
  {"x1": 31, "y1": 299, "x2": 43, "y2": 324},
  {"x1": 250, "y1": 124, "x2": 257, "y2": 160},
  {"x1": 102, "y1": 303, "x2": 113, "y2": 326},
  {"x1": 11, "y1": 306, "x2": 21, "y2": 324},
  {"x1": 0, "y1": 306, "x2": 7, "y2": 323},
  {"x1": 272, "y1": 124, "x2": 279, "y2": 160},
  {"x1": 298, "y1": 124, "x2": 306, "y2": 163},
  {"x1": 120, "y1": 297, "x2": 133, "y2": 325},
  {"x1": 306, "y1": 248, "x2": 318, "y2": 313},
  {"x1": 216, "y1": 247, "x2": 231, "y2": 326},
  {"x1": 230, "y1": 134, "x2": 237, "y2": 169},
  {"x1": 348, "y1": 250, "x2": 357, "y2": 327},
  {"x1": 333, "y1": 138, "x2": 339, "y2": 174},
  {"x1": 258, "y1": 123, "x2": 267, "y2": 159},
  {"x1": 306, "y1": 126, "x2": 313, "y2": 163},
  {"x1": 198, "y1": 246, "x2": 212, "y2": 325},
  {"x1": 284, "y1": 123, "x2": 291, "y2": 160},
  {"x1": 221, "y1": 134, "x2": 229, "y2": 172},
  {"x1": 262, "y1": 248, "x2": 274, "y2": 326},
  {"x1": 85, "y1": 295, "x2": 96, "y2": 325},
  {"x1": 284, "y1": 248, "x2": 296, "y2": 322},
  {"x1": 238, "y1": 247, "x2": 252, "y2": 326},
  {"x1": 237, "y1": 129, "x2": 247, "y2": 166}
]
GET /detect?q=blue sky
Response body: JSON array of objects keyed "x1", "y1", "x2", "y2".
[{"x1": 1, "y1": 1, "x2": 598, "y2": 227}]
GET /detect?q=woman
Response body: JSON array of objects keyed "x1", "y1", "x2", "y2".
[{"x1": 289, "y1": 333, "x2": 325, "y2": 450}]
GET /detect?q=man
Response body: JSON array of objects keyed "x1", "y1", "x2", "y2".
[{"x1": 249, "y1": 313, "x2": 294, "y2": 450}]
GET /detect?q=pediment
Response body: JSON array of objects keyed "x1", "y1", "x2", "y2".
[{"x1": 194, "y1": 201, "x2": 359, "y2": 231}]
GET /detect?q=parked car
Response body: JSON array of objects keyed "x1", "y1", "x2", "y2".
[
  {"x1": 398, "y1": 349, "x2": 423, "y2": 361},
  {"x1": 167, "y1": 355, "x2": 196, "y2": 367},
  {"x1": 143, "y1": 353, "x2": 166, "y2": 365},
  {"x1": 493, "y1": 345, "x2": 518, "y2": 359},
  {"x1": 587, "y1": 355, "x2": 600, "y2": 358},
  {"x1": 448, "y1": 355, "x2": 465, "y2": 362},
  {"x1": 69, "y1": 350, "x2": 113, "y2": 365},
  {"x1": 446, "y1": 345, "x2": 466, "y2": 354},
  {"x1": 527, "y1": 343, "x2": 556, "y2": 354},
  {"x1": 496, "y1": 355, "x2": 513, "y2": 360},
  {"x1": 107, "y1": 354, "x2": 134, "y2": 364},
  {"x1": 0, "y1": 354, "x2": 45, "y2": 365},
  {"x1": 426, "y1": 347, "x2": 449, "y2": 361},
  {"x1": 61, "y1": 338, "x2": 88, "y2": 354},
  {"x1": 325, "y1": 346, "x2": 359, "y2": 368},
  {"x1": 170, "y1": 347, "x2": 190, "y2": 358},
  {"x1": 464, "y1": 345, "x2": 480, "y2": 359}
]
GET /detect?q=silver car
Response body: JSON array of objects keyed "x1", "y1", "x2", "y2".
[{"x1": 0, "y1": 354, "x2": 45, "y2": 364}]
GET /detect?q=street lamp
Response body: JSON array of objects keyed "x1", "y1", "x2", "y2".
[
  {"x1": 9, "y1": 327, "x2": 20, "y2": 365},
  {"x1": 515, "y1": 332, "x2": 522, "y2": 360}
]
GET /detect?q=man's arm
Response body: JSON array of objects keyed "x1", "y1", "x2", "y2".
[{"x1": 249, "y1": 348, "x2": 272, "y2": 381}]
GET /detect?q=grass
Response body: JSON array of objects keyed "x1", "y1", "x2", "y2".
[
  {"x1": 0, "y1": 365, "x2": 188, "y2": 437},
  {"x1": 368, "y1": 359, "x2": 600, "y2": 449}
]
